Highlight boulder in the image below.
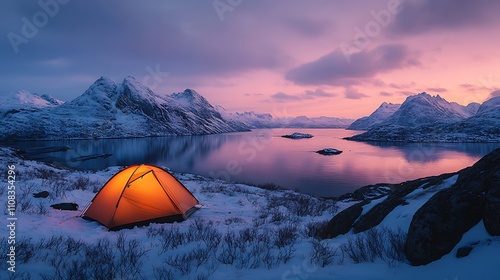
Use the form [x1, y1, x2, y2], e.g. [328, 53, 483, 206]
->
[405, 148, 500, 266]
[33, 191, 49, 198]
[456, 246, 473, 258]
[322, 201, 369, 238]
[50, 203, 79, 211]
[483, 186, 500, 236]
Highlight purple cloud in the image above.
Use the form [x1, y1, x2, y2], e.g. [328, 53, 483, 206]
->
[379, 91, 393, 97]
[426, 87, 447, 93]
[285, 44, 418, 86]
[390, 0, 500, 35]
[270, 89, 336, 102]
[490, 90, 500, 98]
[271, 92, 302, 102]
[344, 87, 369, 99]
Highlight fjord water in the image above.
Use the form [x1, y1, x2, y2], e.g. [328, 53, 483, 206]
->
[13, 128, 499, 197]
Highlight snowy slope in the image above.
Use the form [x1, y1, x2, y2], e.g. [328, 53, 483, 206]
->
[1, 147, 499, 279]
[348, 102, 401, 130]
[347, 93, 500, 142]
[0, 90, 63, 110]
[380, 92, 472, 127]
[0, 77, 250, 141]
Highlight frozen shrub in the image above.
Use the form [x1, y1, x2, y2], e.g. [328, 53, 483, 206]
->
[304, 220, 329, 239]
[310, 239, 338, 267]
[152, 266, 175, 280]
[339, 226, 408, 265]
[73, 175, 90, 191]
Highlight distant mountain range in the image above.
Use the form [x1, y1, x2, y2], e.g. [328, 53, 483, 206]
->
[346, 92, 499, 142]
[0, 77, 353, 141]
[217, 108, 353, 129]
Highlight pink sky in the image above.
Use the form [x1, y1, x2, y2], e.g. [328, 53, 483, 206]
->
[2, 0, 499, 119]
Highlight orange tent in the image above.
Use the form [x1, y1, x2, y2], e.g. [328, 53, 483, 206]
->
[82, 164, 199, 231]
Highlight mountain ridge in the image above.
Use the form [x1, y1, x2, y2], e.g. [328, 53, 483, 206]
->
[346, 92, 499, 142]
[0, 76, 353, 141]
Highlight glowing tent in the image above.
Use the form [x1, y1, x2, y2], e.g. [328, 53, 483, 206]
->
[82, 164, 199, 230]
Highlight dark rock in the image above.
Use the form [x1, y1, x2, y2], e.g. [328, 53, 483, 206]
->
[456, 246, 473, 258]
[281, 132, 313, 139]
[33, 191, 49, 198]
[405, 148, 500, 266]
[316, 148, 342, 155]
[50, 203, 79, 211]
[483, 186, 500, 236]
[353, 173, 456, 233]
[322, 200, 369, 238]
[338, 184, 392, 201]
[70, 153, 112, 162]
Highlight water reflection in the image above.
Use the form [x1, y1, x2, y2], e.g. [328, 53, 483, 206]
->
[363, 141, 499, 163]
[5, 129, 499, 197]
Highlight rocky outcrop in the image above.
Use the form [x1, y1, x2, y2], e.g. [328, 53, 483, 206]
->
[324, 148, 499, 266]
[352, 173, 456, 233]
[323, 201, 369, 238]
[405, 148, 500, 265]
[483, 186, 500, 236]
[316, 148, 342, 155]
[281, 132, 313, 139]
[324, 173, 456, 237]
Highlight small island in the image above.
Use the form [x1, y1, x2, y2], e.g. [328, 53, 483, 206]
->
[281, 132, 313, 139]
[316, 148, 343, 155]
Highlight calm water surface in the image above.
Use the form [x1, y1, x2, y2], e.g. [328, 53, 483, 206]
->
[8, 129, 499, 197]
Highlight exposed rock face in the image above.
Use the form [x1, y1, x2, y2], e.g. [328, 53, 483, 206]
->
[405, 148, 500, 265]
[323, 201, 369, 238]
[352, 173, 456, 233]
[324, 173, 456, 238]
[483, 186, 500, 236]
[323, 148, 499, 266]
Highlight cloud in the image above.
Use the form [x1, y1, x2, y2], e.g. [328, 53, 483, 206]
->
[460, 83, 499, 93]
[379, 91, 393, 97]
[426, 87, 447, 93]
[390, 0, 500, 36]
[285, 44, 418, 86]
[388, 82, 416, 89]
[270, 89, 336, 102]
[490, 90, 500, 98]
[399, 91, 415, 96]
[344, 87, 369, 99]
[244, 93, 263, 97]
[282, 16, 331, 38]
[271, 92, 301, 101]
[304, 89, 336, 98]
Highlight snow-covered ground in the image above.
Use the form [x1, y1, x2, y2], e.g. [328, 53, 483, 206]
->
[1, 147, 498, 279]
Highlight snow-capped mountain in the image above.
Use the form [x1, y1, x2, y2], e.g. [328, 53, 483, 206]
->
[219, 109, 354, 129]
[0, 90, 64, 110]
[0, 76, 250, 141]
[348, 102, 401, 130]
[381, 93, 476, 127]
[346, 93, 499, 142]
